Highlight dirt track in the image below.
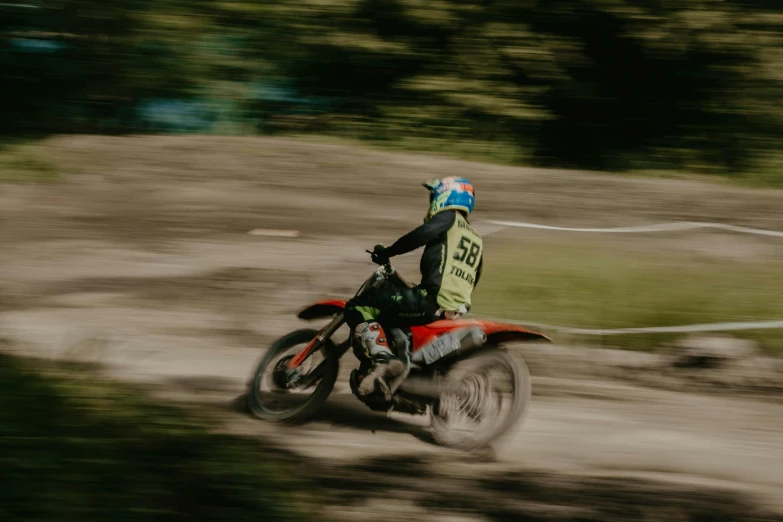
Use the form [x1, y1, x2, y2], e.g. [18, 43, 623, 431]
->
[2, 136, 783, 521]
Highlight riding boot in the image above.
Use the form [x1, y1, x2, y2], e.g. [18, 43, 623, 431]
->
[351, 322, 408, 401]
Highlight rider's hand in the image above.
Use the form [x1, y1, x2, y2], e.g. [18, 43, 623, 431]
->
[370, 244, 389, 265]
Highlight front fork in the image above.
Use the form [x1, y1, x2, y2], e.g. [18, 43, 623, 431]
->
[287, 312, 346, 370]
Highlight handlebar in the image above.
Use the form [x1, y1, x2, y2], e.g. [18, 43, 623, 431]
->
[365, 249, 392, 269]
[365, 250, 412, 288]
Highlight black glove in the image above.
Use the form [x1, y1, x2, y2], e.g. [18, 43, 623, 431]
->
[370, 244, 389, 265]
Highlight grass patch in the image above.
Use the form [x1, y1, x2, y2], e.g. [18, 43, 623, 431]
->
[0, 352, 312, 522]
[474, 239, 783, 353]
[0, 142, 59, 182]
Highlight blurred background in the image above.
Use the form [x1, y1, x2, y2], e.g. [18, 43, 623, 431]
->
[1, 1, 783, 521]
[2, 0, 783, 179]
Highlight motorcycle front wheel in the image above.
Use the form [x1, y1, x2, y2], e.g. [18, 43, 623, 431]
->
[247, 329, 339, 423]
[430, 349, 531, 451]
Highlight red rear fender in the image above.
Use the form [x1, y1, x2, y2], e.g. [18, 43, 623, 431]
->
[297, 300, 347, 320]
[410, 319, 550, 350]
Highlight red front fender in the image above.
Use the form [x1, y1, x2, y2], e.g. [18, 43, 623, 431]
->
[297, 300, 347, 320]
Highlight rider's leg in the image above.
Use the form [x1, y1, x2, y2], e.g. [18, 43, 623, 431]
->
[345, 291, 405, 399]
[345, 287, 438, 399]
[353, 322, 405, 399]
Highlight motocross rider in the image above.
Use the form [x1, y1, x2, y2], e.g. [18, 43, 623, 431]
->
[345, 176, 483, 402]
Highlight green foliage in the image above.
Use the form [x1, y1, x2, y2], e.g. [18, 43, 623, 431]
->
[0, 0, 781, 178]
[0, 353, 310, 522]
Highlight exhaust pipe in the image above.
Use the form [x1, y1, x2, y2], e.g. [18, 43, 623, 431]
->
[410, 326, 487, 366]
[397, 375, 446, 398]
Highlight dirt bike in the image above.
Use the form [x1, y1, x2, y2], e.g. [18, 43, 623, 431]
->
[247, 255, 550, 451]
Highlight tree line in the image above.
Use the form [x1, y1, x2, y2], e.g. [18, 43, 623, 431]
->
[2, 0, 781, 177]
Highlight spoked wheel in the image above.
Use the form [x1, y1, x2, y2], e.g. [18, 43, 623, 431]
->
[430, 349, 531, 451]
[247, 329, 339, 423]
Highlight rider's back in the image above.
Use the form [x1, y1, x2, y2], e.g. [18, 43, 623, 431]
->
[418, 210, 483, 312]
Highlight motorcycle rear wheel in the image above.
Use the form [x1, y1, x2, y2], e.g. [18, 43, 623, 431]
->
[247, 329, 339, 423]
[430, 349, 531, 451]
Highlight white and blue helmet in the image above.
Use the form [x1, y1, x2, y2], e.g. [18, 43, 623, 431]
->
[423, 176, 475, 221]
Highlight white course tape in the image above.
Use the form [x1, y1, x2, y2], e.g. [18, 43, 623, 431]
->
[479, 317, 783, 336]
[484, 220, 783, 237]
